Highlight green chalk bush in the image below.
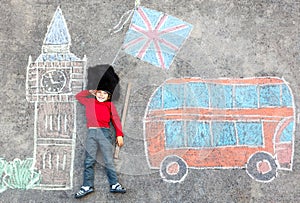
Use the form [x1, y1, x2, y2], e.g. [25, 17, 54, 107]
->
[0, 158, 40, 191]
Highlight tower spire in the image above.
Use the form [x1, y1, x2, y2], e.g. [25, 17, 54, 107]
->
[36, 6, 79, 62]
[42, 6, 71, 53]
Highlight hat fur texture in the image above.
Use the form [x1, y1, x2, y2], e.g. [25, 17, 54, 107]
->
[86, 64, 120, 100]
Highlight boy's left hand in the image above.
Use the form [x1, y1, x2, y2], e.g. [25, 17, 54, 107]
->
[116, 136, 124, 147]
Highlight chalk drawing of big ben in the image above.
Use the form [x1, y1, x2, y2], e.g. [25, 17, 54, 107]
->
[26, 7, 86, 190]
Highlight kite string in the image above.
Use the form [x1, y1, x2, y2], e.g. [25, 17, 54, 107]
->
[110, 0, 141, 65]
[111, 10, 134, 34]
[110, 0, 140, 34]
[111, 46, 122, 66]
[112, 10, 132, 30]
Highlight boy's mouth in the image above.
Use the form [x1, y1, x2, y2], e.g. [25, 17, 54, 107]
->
[96, 96, 106, 102]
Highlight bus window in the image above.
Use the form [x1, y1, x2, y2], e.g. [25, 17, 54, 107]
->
[149, 86, 162, 110]
[280, 122, 294, 142]
[165, 120, 185, 148]
[235, 85, 258, 108]
[186, 82, 209, 108]
[260, 85, 281, 107]
[212, 121, 236, 146]
[163, 84, 184, 109]
[187, 121, 210, 147]
[282, 85, 292, 107]
[236, 122, 263, 146]
[208, 84, 233, 108]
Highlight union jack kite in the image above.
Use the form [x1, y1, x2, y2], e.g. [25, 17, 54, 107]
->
[123, 7, 193, 69]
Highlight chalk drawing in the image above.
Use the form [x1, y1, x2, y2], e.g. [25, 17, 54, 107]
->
[122, 6, 193, 69]
[144, 77, 295, 183]
[0, 158, 40, 193]
[2, 158, 41, 190]
[0, 159, 7, 193]
[26, 7, 86, 190]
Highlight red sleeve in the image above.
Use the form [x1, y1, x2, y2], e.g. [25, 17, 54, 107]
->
[75, 90, 91, 105]
[110, 102, 124, 137]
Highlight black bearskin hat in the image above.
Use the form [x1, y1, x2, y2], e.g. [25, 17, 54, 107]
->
[86, 64, 120, 100]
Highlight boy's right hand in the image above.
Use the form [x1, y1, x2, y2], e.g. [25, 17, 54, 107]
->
[89, 90, 97, 96]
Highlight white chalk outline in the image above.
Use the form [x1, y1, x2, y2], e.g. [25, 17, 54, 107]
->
[25, 7, 86, 190]
[143, 77, 296, 183]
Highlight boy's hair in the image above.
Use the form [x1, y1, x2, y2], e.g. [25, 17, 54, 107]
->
[87, 64, 120, 101]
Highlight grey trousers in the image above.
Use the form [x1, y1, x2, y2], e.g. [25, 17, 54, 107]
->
[83, 128, 118, 186]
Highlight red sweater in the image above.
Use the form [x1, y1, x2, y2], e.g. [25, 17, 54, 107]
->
[75, 90, 123, 137]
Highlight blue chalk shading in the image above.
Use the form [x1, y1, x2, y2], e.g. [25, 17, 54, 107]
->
[280, 121, 294, 142]
[236, 122, 263, 146]
[123, 7, 193, 69]
[35, 7, 80, 62]
[160, 15, 193, 47]
[165, 120, 185, 148]
[235, 85, 258, 108]
[138, 7, 163, 29]
[123, 30, 145, 56]
[44, 8, 70, 45]
[212, 122, 236, 146]
[260, 85, 281, 107]
[163, 84, 184, 109]
[282, 85, 292, 107]
[186, 82, 209, 108]
[158, 42, 177, 69]
[187, 121, 211, 147]
[144, 42, 160, 67]
[209, 84, 233, 108]
[132, 8, 148, 30]
[124, 28, 143, 43]
[36, 53, 80, 62]
[149, 86, 163, 110]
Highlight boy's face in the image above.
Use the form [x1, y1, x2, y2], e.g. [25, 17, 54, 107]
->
[95, 90, 109, 102]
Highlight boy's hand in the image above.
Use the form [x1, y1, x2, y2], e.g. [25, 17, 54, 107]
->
[89, 90, 97, 96]
[116, 136, 124, 147]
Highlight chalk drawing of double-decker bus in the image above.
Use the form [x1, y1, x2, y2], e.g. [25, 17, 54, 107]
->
[144, 77, 295, 183]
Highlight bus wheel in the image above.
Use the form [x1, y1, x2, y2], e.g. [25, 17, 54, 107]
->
[246, 152, 277, 182]
[160, 155, 188, 183]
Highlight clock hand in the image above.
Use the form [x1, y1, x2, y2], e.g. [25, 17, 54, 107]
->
[49, 73, 55, 83]
[49, 73, 61, 84]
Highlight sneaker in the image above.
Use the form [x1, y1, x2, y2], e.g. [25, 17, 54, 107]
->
[74, 186, 94, 199]
[110, 183, 126, 193]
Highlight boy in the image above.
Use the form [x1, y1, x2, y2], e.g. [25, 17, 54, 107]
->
[75, 65, 126, 199]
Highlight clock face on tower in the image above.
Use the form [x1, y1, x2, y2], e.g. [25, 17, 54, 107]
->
[41, 70, 67, 93]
